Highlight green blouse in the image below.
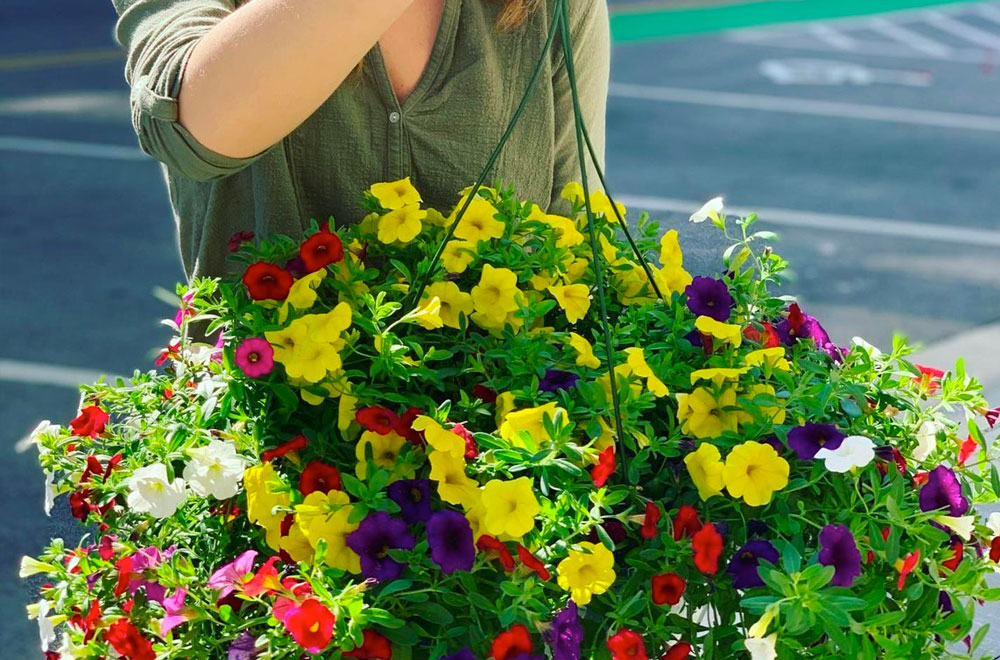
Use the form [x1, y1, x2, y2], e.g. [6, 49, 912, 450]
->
[111, 0, 611, 280]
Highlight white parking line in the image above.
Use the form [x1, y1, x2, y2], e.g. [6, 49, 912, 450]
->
[867, 17, 953, 58]
[0, 136, 148, 161]
[975, 3, 1000, 25]
[0, 359, 123, 389]
[808, 24, 856, 50]
[615, 194, 1000, 248]
[923, 10, 1000, 49]
[609, 82, 1000, 132]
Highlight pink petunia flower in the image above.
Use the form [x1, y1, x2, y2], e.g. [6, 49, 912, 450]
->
[235, 338, 275, 378]
[208, 550, 258, 601]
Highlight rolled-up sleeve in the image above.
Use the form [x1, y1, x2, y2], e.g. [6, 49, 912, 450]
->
[113, 0, 265, 181]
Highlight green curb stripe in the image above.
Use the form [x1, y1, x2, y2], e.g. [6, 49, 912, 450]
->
[610, 0, 977, 42]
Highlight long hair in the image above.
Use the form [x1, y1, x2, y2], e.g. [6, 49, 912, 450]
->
[496, 0, 543, 30]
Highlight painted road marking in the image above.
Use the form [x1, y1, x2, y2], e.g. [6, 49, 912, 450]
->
[0, 136, 148, 161]
[808, 24, 857, 50]
[0, 48, 122, 71]
[867, 16, 954, 57]
[727, 31, 986, 63]
[0, 91, 130, 119]
[0, 359, 123, 390]
[609, 82, 1000, 132]
[615, 194, 1000, 248]
[759, 59, 932, 86]
[923, 9, 1000, 49]
[976, 3, 1000, 25]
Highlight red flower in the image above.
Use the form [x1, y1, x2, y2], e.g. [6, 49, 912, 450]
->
[452, 422, 479, 459]
[606, 629, 648, 660]
[491, 624, 532, 660]
[284, 598, 335, 654]
[69, 490, 91, 521]
[867, 527, 892, 564]
[673, 506, 702, 541]
[299, 229, 344, 273]
[155, 341, 180, 367]
[990, 537, 1000, 563]
[473, 384, 499, 404]
[650, 572, 686, 606]
[744, 322, 780, 348]
[640, 502, 661, 540]
[68, 598, 102, 643]
[243, 557, 283, 598]
[477, 535, 515, 572]
[343, 629, 393, 659]
[299, 461, 342, 495]
[70, 405, 109, 438]
[986, 407, 1000, 428]
[104, 618, 155, 660]
[914, 365, 945, 394]
[942, 541, 963, 572]
[261, 435, 308, 462]
[958, 435, 978, 467]
[661, 642, 693, 660]
[913, 472, 929, 487]
[591, 447, 616, 487]
[692, 523, 723, 575]
[356, 407, 400, 435]
[228, 230, 255, 253]
[897, 550, 920, 591]
[243, 262, 294, 301]
[395, 406, 425, 447]
[516, 544, 551, 581]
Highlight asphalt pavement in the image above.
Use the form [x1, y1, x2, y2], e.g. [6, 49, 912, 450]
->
[3, 0, 1000, 656]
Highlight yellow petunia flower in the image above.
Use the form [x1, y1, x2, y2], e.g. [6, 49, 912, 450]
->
[370, 177, 421, 210]
[563, 257, 590, 284]
[722, 441, 789, 506]
[597, 364, 642, 402]
[653, 265, 693, 297]
[279, 270, 325, 323]
[355, 430, 414, 481]
[471, 265, 521, 319]
[499, 402, 566, 448]
[378, 205, 426, 244]
[279, 521, 314, 564]
[244, 463, 291, 551]
[568, 332, 601, 369]
[424, 281, 474, 329]
[429, 451, 479, 507]
[556, 541, 616, 605]
[624, 347, 669, 397]
[441, 240, 478, 274]
[413, 416, 465, 458]
[659, 229, 684, 270]
[695, 316, 743, 348]
[481, 477, 540, 538]
[562, 183, 626, 223]
[405, 296, 444, 330]
[338, 392, 357, 432]
[690, 367, 749, 386]
[452, 197, 505, 243]
[530, 273, 558, 291]
[745, 347, 790, 372]
[684, 443, 726, 501]
[677, 387, 739, 439]
[495, 391, 517, 428]
[548, 284, 592, 324]
[278, 338, 342, 384]
[599, 234, 619, 265]
[740, 383, 787, 425]
[540, 214, 585, 248]
[295, 490, 361, 573]
[304, 302, 353, 343]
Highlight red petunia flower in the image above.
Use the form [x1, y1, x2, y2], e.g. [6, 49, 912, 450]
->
[913, 472, 929, 487]
[69, 490, 91, 521]
[897, 550, 920, 591]
[942, 541, 963, 572]
[343, 629, 393, 660]
[913, 365, 945, 394]
[261, 435, 308, 463]
[452, 422, 479, 459]
[243, 262, 294, 301]
[673, 506, 702, 541]
[228, 230, 255, 253]
[491, 624, 532, 660]
[477, 535, 515, 572]
[70, 405, 109, 438]
[985, 407, 1000, 428]
[692, 523, 723, 575]
[104, 618, 156, 660]
[786, 303, 806, 335]
[591, 447, 616, 487]
[516, 544, 551, 581]
[641, 501, 661, 540]
[867, 526, 892, 564]
[155, 341, 180, 367]
[284, 598, 335, 654]
[243, 557, 283, 598]
[650, 572, 686, 606]
[661, 642, 693, 660]
[473, 384, 499, 404]
[606, 629, 648, 660]
[356, 407, 400, 435]
[743, 322, 780, 349]
[990, 537, 1000, 564]
[958, 435, 978, 467]
[299, 229, 344, 273]
[394, 406, 425, 447]
[299, 461, 342, 495]
[68, 598, 102, 643]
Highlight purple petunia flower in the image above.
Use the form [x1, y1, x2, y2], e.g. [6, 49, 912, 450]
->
[426, 510, 475, 575]
[938, 592, 954, 615]
[387, 479, 433, 524]
[539, 369, 580, 393]
[441, 649, 477, 660]
[587, 519, 628, 545]
[787, 423, 846, 460]
[228, 632, 261, 660]
[919, 466, 969, 516]
[685, 277, 734, 322]
[346, 512, 415, 582]
[818, 524, 862, 587]
[727, 540, 779, 589]
[544, 602, 583, 660]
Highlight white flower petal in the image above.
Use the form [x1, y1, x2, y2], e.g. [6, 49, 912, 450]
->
[689, 197, 724, 224]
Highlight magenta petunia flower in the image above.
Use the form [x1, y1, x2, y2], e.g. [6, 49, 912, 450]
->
[208, 550, 258, 600]
[427, 510, 475, 575]
[346, 512, 415, 582]
[685, 277, 734, 322]
[235, 338, 274, 378]
[920, 466, 969, 516]
[727, 540, 779, 589]
[787, 423, 846, 460]
[818, 524, 862, 587]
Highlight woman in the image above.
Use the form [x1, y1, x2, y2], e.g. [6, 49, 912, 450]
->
[111, 0, 611, 281]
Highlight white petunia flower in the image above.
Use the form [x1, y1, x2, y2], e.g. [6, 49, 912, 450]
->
[850, 336, 882, 358]
[43, 471, 56, 516]
[689, 197, 724, 224]
[57, 632, 87, 659]
[936, 515, 975, 541]
[913, 421, 942, 462]
[815, 435, 875, 473]
[19, 556, 57, 578]
[986, 512, 1000, 538]
[17, 420, 61, 455]
[745, 633, 778, 660]
[183, 440, 249, 500]
[26, 599, 56, 653]
[126, 463, 187, 518]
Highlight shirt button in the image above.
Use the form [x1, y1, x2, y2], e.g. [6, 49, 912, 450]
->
[389, 111, 401, 124]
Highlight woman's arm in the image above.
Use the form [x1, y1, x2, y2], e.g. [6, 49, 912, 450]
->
[112, 0, 411, 180]
[179, 0, 413, 159]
